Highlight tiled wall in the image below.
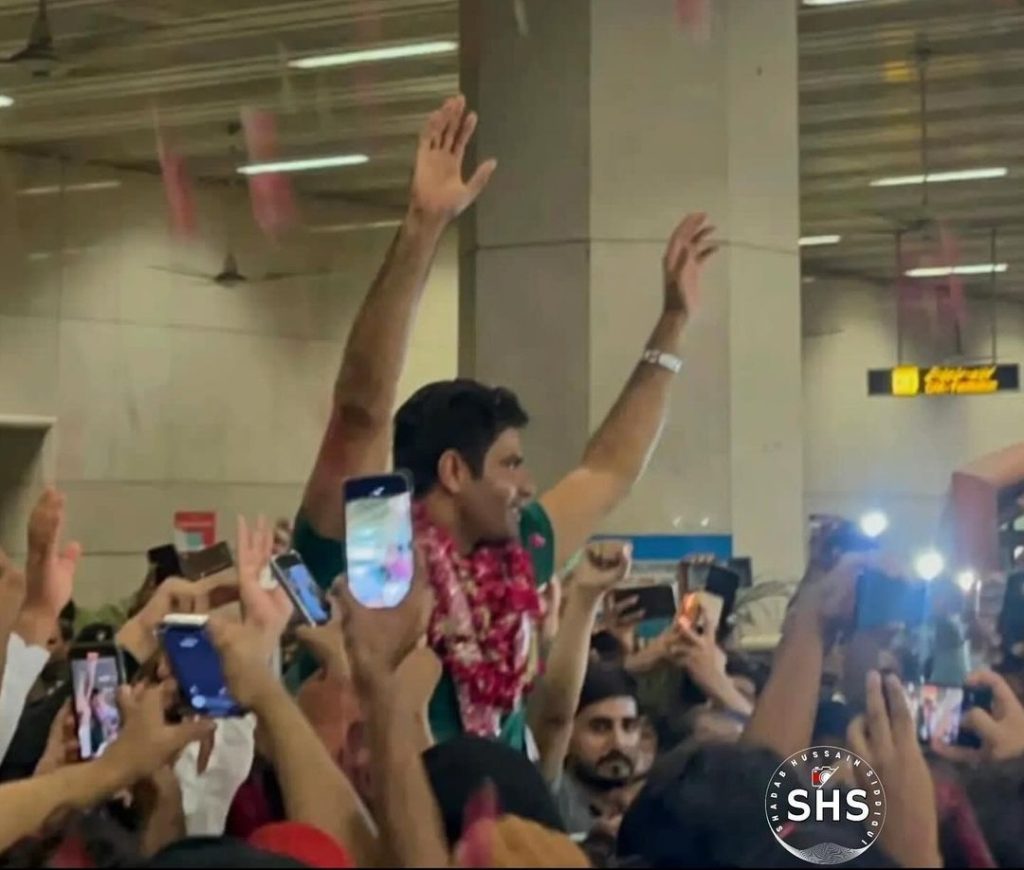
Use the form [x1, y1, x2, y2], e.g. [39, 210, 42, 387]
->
[0, 157, 457, 607]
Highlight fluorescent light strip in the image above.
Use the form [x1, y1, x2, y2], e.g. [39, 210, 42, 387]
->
[871, 167, 1008, 187]
[0, 95, 13, 108]
[237, 154, 369, 175]
[799, 234, 841, 246]
[802, 0, 867, 5]
[289, 40, 457, 70]
[906, 263, 1008, 278]
[308, 219, 403, 234]
[18, 180, 122, 196]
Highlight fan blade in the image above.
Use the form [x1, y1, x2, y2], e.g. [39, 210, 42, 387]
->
[256, 269, 341, 284]
[149, 265, 212, 281]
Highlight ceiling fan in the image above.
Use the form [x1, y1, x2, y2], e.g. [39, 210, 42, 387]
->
[151, 250, 337, 288]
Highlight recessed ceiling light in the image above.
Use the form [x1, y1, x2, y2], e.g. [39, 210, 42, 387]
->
[871, 167, 1008, 187]
[18, 180, 121, 196]
[799, 234, 841, 246]
[906, 263, 1008, 278]
[0, 95, 14, 108]
[802, 0, 867, 5]
[237, 154, 369, 175]
[289, 40, 457, 70]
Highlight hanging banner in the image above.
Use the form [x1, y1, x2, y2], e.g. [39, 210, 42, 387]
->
[868, 364, 1020, 397]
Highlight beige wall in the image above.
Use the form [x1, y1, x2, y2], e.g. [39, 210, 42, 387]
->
[803, 277, 1024, 558]
[0, 157, 457, 607]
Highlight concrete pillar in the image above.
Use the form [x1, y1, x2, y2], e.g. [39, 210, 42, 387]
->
[459, 0, 804, 580]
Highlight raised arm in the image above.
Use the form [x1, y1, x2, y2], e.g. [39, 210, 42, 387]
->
[540, 215, 718, 567]
[302, 95, 497, 539]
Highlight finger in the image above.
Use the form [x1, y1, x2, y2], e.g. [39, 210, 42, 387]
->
[421, 105, 444, 148]
[612, 595, 640, 616]
[465, 158, 497, 200]
[237, 515, 250, 553]
[929, 737, 979, 764]
[439, 94, 465, 151]
[673, 620, 702, 647]
[169, 719, 217, 754]
[965, 669, 1018, 717]
[691, 224, 716, 247]
[115, 685, 138, 720]
[961, 707, 1001, 743]
[453, 109, 479, 155]
[882, 673, 915, 742]
[696, 244, 720, 264]
[619, 609, 646, 627]
[845, 716, 874, 784]
[864, 670, 893, 754]
[664, 213, 706, 271]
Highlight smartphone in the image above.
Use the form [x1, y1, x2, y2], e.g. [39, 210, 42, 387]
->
[69, 644, 125, 760]
[147, 544, 184, 585]
[180, 541, 234, 582]
[159, 615, 244, 718]
[612, 585, 677, 621]
[855, 570, 929, 630]
[705, 565, 740, 637]
[908, 682, 993, 747]
[343, 473, 415, 609]
[817, 516, 880, 554]
[999, 571, 1024, 661]
[271, 551, 330, 626]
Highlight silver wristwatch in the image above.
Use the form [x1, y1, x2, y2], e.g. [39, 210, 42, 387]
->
[641, 348, 684, 374]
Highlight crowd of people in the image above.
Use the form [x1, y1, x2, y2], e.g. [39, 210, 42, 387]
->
[1, 95, 1023, 869]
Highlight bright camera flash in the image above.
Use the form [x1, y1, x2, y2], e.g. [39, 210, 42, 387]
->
[858, 511, 889, 539]
[914, 550, 945, 582]
[955, 570, 977, 593]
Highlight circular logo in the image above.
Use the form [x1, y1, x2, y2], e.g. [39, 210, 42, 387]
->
[763, 746, 886, 866]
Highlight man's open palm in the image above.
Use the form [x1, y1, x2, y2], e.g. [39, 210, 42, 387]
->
[25, 487, 80, 619]
[410, 95, 496, 221]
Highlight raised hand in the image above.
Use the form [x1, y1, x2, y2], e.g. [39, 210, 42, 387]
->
[573, 540, 633, 602]
[206, 615, 281, 711]
[409, 95, 497, 223]
[294, 599, 350, 681]
[22, 488, 81, 631]
[932, 669, 1024, 763]
[662, 213, 718, 321]
[100, 683, 214, 787]
[236, 515, 293, 645]
[0, 549, 26, 636]
[335, 551, 434, 696]
[847, 671, 941, 869]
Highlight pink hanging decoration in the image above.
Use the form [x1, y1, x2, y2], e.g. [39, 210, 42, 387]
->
[937, 222, 967, 331]
[241, 108, 298, 239]
[155, 117, 198, 238]
[675, 0, 711, 41]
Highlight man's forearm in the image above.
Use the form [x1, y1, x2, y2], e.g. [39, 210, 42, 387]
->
[583, 310, 686, 484]
[529, 591, 601, 782]
[741, 610, 824, 758]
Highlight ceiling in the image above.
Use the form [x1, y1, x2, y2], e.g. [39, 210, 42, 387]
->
[0, 0, 1019, 295]
[800, 0, 1024, 298]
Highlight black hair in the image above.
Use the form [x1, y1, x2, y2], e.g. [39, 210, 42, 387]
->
[725, 652, 770, 697]
[393, 379, 529, 498]
[422, 734, 565, 846]
[74, 623, 116, 645]
[578, 663, 639, 714]
[617, 742, 895, 868]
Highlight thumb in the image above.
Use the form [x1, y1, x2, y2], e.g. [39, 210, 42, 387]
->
[466, 158, 497, 199]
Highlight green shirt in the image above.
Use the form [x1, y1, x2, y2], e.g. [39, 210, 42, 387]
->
[292, 501, 555, 750]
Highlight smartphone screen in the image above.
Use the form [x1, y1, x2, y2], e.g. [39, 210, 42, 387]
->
[344, 474, 415, 609]
[70, 648, 123, 760]
[147, 544, 183, 585]
[271, 552, 329, 626]
[907, 683, 993, 747]
[999, 571, 1024, 661]
[160, 621, 243, 718]
[180, 541, 234, 581]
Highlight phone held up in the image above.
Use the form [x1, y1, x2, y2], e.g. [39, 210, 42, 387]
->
[271, 550, 330, 626]
[159, 615, 244, 718]
[344, 472, 415, 609]
[855, 569, 930, 631]
[69, 644, 126, 760]
[907, 681, 993, 748]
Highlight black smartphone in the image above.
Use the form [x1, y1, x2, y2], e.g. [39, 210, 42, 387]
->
[343, 473, 415, 609]
[611, 585, 677, 621]
[159, 616, 244, 718]
[705, 565, 740, 626]
[908, 682, 993, 748]
[180, 541, 234, 582]
[69, 644, 125, 760]
[855, 570, 929, 630]
[270, 551, 330, 626]
[999, 571, 1024, 661]
[147, 544, 183, 585]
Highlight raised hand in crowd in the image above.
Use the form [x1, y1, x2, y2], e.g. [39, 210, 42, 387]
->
[848, 670, 942, 869]
[0, 682, 211, 853]
[932, 669, 1024, 764]
[33, 699, 76, 776]
[294, 602, 350, 682]
[530, 540, 632, 784]
[17, 488, 81, 646]
[206, 615, 378, 865]
[670, 622, 752, 716]
[236, 515, 293, 650]
[0, 549, 26, 690]
[594, 590, 645, 658]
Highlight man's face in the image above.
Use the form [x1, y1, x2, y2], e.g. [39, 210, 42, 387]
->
[459, 428, 536, 542]
[569, 696, 641, 786]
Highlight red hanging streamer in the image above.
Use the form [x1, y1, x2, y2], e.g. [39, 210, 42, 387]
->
[241, 108, 298, 239]
[675, 0, 711, 41]
[155, 116, 198, 239]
